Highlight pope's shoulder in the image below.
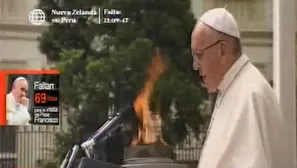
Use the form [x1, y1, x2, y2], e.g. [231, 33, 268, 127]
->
[6, 93, 13, 102]
[235, 62, 276, 100]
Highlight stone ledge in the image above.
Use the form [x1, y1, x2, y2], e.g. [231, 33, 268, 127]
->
[241, 30, 297, 39]
[0, 23, 48, 33]
[124, 144, 174, 160]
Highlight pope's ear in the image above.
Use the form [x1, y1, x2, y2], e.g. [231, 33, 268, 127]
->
[220, 41, 227, 58]
[219, 41, 228, 62]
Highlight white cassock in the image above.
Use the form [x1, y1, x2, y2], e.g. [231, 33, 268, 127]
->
[6, 93, 31, 125]
[198, 54, 290, 168]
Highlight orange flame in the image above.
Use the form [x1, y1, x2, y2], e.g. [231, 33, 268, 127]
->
[132, 49, 167, 145]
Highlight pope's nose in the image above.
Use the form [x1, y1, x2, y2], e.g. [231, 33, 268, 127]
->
[193, 61, 199, 71]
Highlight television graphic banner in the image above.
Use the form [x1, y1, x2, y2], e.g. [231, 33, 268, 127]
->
[0, 70, 60, 126]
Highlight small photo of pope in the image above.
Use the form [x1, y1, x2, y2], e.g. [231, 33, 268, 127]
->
[6, 75, 32, 125]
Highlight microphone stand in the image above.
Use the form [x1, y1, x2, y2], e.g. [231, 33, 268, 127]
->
[81, 113, 121, 157]
[59, 105, 134, 168]
[59, 145, 80, 168]
[81, 105, 133, 155]
[59, 150, 71, 168]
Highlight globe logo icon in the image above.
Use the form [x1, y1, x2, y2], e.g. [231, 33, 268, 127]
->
[28, 9, 46, 25]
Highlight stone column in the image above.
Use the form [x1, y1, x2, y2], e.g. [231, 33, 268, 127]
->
[273, 0, 296, 166]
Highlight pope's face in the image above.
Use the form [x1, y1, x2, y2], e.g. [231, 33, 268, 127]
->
[12, 80, 28, 103]
[191, 24, 223, 93]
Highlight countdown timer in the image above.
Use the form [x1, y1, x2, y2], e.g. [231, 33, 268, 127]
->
[34, 90, 59, 107]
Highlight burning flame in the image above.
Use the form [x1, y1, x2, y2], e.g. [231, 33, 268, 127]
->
[132, 49, 167, 145]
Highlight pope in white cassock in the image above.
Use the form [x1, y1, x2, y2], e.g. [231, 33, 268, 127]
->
[6, 77, 31, 125]
[191, 8, 290, 168]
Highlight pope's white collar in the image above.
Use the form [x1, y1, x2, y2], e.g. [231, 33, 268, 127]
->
[217, 53, 249, 93]
[8, 92, 20, 106]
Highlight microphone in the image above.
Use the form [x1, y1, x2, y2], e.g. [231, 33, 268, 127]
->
[81, 105, 134, 149]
